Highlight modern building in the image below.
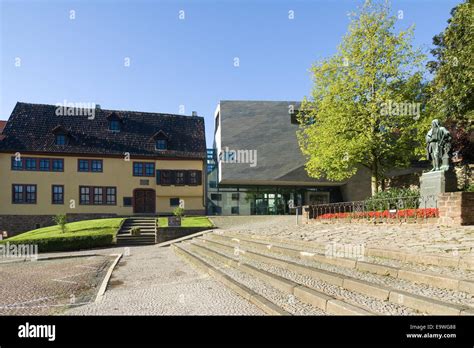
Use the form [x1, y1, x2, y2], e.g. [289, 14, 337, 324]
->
[207, 100, 372, 215]
[0, 102, 206, 234]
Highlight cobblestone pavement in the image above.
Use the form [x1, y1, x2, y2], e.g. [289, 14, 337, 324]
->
[5, 216, 471, 316]
[210, 216, 474, 257]
[66, 245, 263, 315]
[0, 255, 114, 315]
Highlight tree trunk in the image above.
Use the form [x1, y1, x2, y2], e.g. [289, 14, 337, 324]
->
[371, 174, 378, 196]
[371, 160, 379, 196]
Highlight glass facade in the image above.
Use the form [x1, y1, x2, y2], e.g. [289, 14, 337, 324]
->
[206, 148, 341, 215]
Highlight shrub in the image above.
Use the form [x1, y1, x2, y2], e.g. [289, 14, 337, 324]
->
[466, 184, 474, 192]
[52, 214, 68, 233]
[365, 188, 420, 211]
[1, 234, 114, 253]
[173, 207, 185, 218]
[131, 227, 141, 236]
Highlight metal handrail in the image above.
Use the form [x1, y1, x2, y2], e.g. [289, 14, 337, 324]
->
[305, 195, 438, 223]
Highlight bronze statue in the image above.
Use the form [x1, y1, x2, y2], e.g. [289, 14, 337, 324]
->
[426, 119, 451, 171]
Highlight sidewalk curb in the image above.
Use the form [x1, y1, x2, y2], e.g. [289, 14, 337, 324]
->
[95, 253, 123, 302]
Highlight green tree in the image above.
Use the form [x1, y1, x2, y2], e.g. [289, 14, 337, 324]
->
[427, 0, 473, 161]
[297, 0, 427, 195]
[52, 214, 67, 233]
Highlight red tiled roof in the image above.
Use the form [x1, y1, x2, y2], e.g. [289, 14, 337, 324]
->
[0, 120, 6, 133]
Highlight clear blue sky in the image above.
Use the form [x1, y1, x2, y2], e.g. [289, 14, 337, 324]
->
[0, 0, 461, 146]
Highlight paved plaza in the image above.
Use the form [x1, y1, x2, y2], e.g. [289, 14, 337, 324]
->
[1, 216, 473, 316]
[211, 216, 474, 257]
[66, 245, 263, 315]
[0, 255, 114, 315]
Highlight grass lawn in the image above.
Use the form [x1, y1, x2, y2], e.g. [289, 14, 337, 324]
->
[157, 216, 214, 228]
[5, 218, 124, 242]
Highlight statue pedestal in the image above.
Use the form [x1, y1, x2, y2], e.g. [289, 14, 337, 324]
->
[420, 170, 457, 208]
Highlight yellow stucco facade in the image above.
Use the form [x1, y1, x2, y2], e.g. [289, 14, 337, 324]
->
[0, 152, 205, 215]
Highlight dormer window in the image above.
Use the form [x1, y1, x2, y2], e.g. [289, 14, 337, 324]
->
[52, 125, 69, 146]
[106, 112, 122, 132]
[152, 130, 169, 151]
[109, 119, 120, 131]
[155, 139, 167, 150]
[55, 134, 67, 145]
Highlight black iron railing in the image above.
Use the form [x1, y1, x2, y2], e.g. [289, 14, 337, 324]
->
[305, 195, 438, 223]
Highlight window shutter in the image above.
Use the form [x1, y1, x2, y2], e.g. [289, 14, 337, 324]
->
[162, 170, 171, 186]
[170, 170, 176, 185]
[196, 171, 202, 185]
[185, 171, 191, 185]
[156, 170, 161, 185]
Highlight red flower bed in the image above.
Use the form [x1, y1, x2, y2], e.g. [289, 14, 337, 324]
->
[316, 208, 438, 220]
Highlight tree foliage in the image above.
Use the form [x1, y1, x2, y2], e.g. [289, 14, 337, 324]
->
[297, 0, 427, 195]
[427, 0, 473, 161]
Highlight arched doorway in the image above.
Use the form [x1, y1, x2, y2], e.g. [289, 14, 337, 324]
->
[133, 189, 156, 214]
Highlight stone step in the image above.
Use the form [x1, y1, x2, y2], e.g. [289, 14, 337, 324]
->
[196, 235, 473, 315]
[176, 243, 327, 315]
[211, 232, 474, 296]
[190, 239, 408, 315]
[119, 228, 156, 233]
[178, 241, 374, 315]
[116, 231, 156, 245]
[117, 234, 155, 239]
[172, 243, 289, 315]
[117, 242, 155, 245]
[117, 234, 156, 238]
[116, 238, 156, 245]
[117, 237, 155, 243]
[222, 231, 474, 271]
[122, 223, 156, 227]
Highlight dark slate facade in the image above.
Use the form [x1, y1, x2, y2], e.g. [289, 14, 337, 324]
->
[215, 100, 337, 185]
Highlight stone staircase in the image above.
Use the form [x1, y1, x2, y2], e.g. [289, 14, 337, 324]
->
[172, 231, 474, 315]
[116, 217, 157, 245]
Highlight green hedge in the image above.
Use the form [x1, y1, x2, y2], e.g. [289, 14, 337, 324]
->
[1, 233, 115, 252]
[365, 188, 420, 211]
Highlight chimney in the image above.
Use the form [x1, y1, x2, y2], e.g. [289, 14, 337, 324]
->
[192, 111, 198, 117]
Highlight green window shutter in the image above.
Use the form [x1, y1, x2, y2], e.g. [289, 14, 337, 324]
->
[196, 171, 202, 185]
[156, 170, 161, 185]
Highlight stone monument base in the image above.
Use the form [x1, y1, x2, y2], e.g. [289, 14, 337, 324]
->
[420, 170, 457, 208]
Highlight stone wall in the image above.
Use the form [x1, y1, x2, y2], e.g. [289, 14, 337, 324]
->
[0, 213, 118, 237]
[156, 227, 213, 243]
[438, 192, 474, 226]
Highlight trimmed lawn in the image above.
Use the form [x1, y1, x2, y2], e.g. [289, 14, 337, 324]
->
[6, 218, 124, 241]
[157, 216, 213, 228]
[1, 218, 124, 252]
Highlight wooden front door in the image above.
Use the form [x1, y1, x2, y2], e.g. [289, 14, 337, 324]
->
[133, 189, 156, 214]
